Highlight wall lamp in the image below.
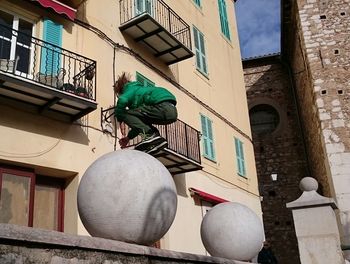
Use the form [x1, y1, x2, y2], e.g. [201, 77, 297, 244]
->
[271, 173, 278, 181]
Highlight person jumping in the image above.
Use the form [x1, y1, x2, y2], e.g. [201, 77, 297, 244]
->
[114, 72, 177, 154]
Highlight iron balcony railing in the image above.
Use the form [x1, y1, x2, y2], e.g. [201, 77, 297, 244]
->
[128, 119, 201, 164]
[0, 24, 96, 100]
[120, 0, 192, 51]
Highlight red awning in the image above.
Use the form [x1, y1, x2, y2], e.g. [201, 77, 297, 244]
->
[32, 0, 76, 20]
[189, 188, 229, 205]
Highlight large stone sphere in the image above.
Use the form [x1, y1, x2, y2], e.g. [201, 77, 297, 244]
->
[200, 202, 264, 261]
[77, 150, 177, 245]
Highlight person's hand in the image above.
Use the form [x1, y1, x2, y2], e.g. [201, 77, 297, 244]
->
[120, 122, 127, 136]
[119, 136, 130, 149]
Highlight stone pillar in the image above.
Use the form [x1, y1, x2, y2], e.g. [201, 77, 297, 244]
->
[286, 177, 345, 264]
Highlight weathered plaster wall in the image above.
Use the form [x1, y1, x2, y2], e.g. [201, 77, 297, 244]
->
[0, 224, 250, 264]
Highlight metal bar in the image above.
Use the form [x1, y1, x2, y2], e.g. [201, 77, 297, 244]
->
[39, 97, 61, 113]
[135, 28, 163, 42]
[0, 23, 97, 101]
[119, 0, 192, 50]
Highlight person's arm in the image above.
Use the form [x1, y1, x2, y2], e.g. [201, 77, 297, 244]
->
[114, 83, 136, 121]
[115, 95, 129, 122]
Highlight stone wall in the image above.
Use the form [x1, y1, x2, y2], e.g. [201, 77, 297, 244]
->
[243, 57, 310, 264]
[284, 0, 350, 247]
[0, 224, 250, 264]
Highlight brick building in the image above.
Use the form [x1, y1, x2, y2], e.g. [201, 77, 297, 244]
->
[243, 55, 307, 264]
[243, 0, 350, 262]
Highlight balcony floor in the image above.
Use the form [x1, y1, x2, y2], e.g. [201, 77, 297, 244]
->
[120, 13, 193, 65]
[0, 72, 97, 122]
[149, 147, 202, 174]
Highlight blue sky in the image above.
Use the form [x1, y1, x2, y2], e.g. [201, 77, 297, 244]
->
[235, 0, 281, 59]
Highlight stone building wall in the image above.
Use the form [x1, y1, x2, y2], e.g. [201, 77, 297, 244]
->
[284, 0, 350, 247]
[243, 57, 309, 264]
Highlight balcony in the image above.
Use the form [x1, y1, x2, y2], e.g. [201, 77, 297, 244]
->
[119, 0, 193, 65]
[101, 108, 202, 174]
[113, 118, 202, 174]
[0, 24, 97, 122]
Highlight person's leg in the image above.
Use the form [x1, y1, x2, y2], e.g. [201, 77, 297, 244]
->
[132, 102, 177, 151]
[122, 112, 153, 137]
[133, 101, 177, 125]
[123, 102, 177, 150]
[123, 103, 172, 136]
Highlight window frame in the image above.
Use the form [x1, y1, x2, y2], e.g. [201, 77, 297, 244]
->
[0, 9, 36, 76]
[135, 0, 154, 16]
[0, 167, 35, 227]
[218, 0, 231, 40]
[234, 137, 246, 177]
[200, 114, 215, 161]
[35, 175, 65, 231]
[193, 26, 208, 76]
[0, 166, 65, 231]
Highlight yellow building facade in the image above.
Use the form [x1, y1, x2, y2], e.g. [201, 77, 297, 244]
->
[0, 0, 261, 255]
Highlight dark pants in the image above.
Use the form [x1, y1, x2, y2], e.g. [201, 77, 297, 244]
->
[123, 101, 177, 138]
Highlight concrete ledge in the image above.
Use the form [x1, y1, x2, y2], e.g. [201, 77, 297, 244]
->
[0, 224, 250, 264]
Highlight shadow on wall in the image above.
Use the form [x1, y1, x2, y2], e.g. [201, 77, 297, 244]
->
[173, 174, 188, 198]
[138, 188, 177, 245]
[122, 34, 178, 82]
[0, 104, 89, 146]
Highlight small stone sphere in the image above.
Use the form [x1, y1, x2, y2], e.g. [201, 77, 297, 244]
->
[200, 202, 264, 261]
[299, 177, 318, 192]
[77, 150, 177, 245]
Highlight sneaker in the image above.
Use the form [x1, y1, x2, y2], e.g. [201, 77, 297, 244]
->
[146, 140, 168, 155]
[134, 133, 162, 151]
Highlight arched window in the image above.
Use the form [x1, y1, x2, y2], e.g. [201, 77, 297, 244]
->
[249, 104, 280, 135]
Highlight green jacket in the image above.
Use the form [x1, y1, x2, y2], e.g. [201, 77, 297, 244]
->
[115, 81, 176, 122]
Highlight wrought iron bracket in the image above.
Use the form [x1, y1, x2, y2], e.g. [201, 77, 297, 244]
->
[101, 106, 116, 137]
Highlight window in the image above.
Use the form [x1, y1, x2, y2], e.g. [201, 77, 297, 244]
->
[234, 138, 246, 177]
[249, 104, 280, 135]
[200, 114, 215, 161]
[194, 0, 201, 7]
[0, 167, 65, 231]
[218, 0, 230, 40]
[193, 26, 208, 76]
[135, 0, 153, 16]
[0, 10, 34, 74]
[136, 72, 155, 86]
[40, 19, 62, 74]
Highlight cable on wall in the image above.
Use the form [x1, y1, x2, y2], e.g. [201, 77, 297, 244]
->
[113, 46, 117, 151]
[74, 19, 253, 143]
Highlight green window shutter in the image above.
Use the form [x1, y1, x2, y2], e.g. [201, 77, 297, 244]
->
[193, 27, 201, 71]
[193, 26, 208, 75]
[41, 19, 62, 74]
[194, 0, 201, 7]
[136, 72, 155, 86]
[201, 114, 215, 160]
[201, 115, 209, 156]
[235, 138, 246, 177]
[218, 0, 230, 40]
